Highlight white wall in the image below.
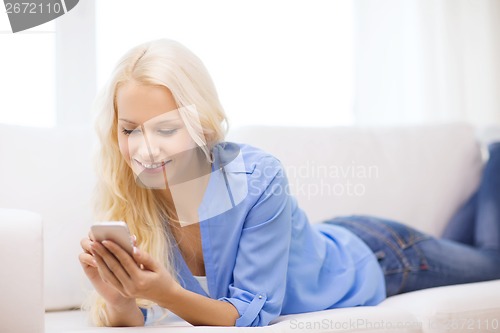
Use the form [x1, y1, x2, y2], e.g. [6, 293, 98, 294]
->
[95, 0, 356, 129]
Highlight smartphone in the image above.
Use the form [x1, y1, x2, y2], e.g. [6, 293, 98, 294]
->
[91, 221, 134, 256]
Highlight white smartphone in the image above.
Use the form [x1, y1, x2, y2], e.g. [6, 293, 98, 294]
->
[91, 221, 134, 256]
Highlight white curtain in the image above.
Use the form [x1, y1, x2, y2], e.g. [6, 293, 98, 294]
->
[353, 0, 500, 127]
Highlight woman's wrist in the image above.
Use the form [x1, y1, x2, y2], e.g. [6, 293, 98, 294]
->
[104, 298, 144, 327]
[154, 281, 184, 309]
[106, 297, 136, 312]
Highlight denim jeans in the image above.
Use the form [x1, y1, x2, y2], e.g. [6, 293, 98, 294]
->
[322, 142, 500, 297]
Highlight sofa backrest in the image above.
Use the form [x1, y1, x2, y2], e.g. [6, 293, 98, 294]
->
[227, 123, 483, 236]
[0, 122, 484, 311]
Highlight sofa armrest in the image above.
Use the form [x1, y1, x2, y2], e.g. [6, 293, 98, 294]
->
[0, 208, 44, 333]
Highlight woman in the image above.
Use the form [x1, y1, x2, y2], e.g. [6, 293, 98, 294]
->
[79, 38, 500, 327]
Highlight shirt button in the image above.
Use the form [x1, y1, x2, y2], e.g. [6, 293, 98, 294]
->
[258, 295, 262, 299]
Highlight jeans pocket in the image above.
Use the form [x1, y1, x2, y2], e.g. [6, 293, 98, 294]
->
[403, 225, 432, 248]
[375, 219, 432, 249]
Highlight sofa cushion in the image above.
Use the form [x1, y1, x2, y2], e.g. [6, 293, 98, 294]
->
[379, 280, 500, 333]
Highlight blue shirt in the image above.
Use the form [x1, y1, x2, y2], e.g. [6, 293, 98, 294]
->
[145, 141, 386, 327]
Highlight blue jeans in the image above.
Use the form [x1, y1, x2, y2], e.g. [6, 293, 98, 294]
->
[322, 142, 500, 297]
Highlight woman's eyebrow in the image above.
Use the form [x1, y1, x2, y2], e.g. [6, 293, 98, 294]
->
[118, 118, 138, 124]
[118, 118, 182, 125]
[156, 118, 182, 125]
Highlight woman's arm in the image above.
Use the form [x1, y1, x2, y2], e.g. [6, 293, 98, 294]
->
[156, 284, 240, 326]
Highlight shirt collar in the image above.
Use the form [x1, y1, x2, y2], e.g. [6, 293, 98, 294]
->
[211, 142, 250, 173]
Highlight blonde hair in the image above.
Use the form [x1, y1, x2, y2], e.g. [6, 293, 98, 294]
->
[84, 38, 228, 326]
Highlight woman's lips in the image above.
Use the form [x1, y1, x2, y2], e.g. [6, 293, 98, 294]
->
[134, 159, 172, 174]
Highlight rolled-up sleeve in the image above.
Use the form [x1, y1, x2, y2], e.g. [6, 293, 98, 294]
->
[139, 307, 148, 324]
[218, 157, 292, 327]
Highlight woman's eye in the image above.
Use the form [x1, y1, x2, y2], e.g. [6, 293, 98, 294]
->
[158, 129, 178, 136]
[121, 128, 140, 136]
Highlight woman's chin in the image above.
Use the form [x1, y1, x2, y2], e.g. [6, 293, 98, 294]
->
[133, 172, 169, 189]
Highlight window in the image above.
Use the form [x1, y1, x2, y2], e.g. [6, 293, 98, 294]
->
[96, 0, 354, 128]
[0, 13, 56, 127]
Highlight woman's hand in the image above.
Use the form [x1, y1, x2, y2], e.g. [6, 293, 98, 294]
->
[89, 238, 181, 304]
[84, 235, 239, 327]
[79, 233, 135, 308]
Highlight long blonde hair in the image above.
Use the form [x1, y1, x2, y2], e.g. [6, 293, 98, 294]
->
[84, 38, 228, 326]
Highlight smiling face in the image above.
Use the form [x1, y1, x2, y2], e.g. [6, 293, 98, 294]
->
[116, 81, 199, 189]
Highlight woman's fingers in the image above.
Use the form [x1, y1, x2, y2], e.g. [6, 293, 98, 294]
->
[91, 246, 125, 291]
[102, 240, 141, 279]
[91, 241, 131, 288]
[80, 237, 93, 254]
[93, 256, 130, 300]
[79, 252, 97, 268]
[132, 246, 158, 271]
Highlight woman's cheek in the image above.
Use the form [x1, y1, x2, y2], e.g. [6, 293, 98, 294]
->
[174, 130, 198, 155]
[117, 136, 131, 164]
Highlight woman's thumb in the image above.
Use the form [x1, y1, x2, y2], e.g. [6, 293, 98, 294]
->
[133, 247, 157, 271]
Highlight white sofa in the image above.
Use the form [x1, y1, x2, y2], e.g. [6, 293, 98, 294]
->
[1, 122, 500, 333]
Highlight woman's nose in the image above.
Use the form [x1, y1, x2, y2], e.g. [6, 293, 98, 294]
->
[134, 132, 162, 162]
